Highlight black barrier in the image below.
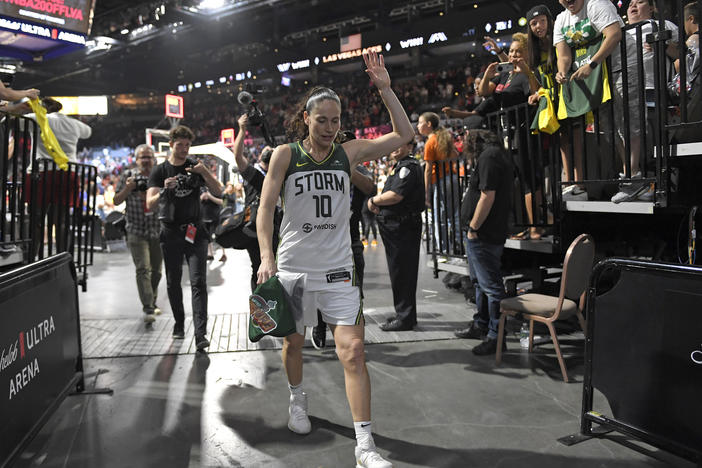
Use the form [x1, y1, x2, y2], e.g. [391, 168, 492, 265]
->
[0, 114, 38, 258]
[27, 159, 98, 290]
[0, 253, 85, 467]
[563, 258, 702, 464]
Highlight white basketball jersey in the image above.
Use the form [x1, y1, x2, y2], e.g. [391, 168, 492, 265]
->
[277, 142, 354, 286]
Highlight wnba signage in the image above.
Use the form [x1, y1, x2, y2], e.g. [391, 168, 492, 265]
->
[0, 254, 82, 467]
[0, 0, 96, 35]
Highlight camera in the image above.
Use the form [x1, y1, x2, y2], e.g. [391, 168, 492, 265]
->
[496, 62, 514, 74]
[238, 89, 275, 147]
[182, 158, 204, 189]
[133, 174, 149, 192]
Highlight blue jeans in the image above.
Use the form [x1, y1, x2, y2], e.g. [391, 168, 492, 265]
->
[465, 237, 505, 339]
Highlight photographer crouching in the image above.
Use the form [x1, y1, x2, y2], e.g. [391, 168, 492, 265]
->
[114, 144, 163, 323]
[146, 126, 223, 350]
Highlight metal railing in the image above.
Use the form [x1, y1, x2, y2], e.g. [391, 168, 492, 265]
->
[1, 111, 98, 289]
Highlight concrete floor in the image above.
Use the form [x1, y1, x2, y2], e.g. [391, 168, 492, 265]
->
[12, 241, 693, 468]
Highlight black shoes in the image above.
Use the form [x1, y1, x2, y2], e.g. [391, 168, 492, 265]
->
[472, 337, 506, 356]
[380, 318, 415, 332]
[311, 326, 326, 349]
[195, 336, 210, 351]
[454, 322, 487, 340]
[173, 324, 185, 339]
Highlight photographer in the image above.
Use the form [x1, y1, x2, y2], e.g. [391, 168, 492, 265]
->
[232, 114, 276, 292]
[114, 144, 162, 323]
[146, 125, 222, 350]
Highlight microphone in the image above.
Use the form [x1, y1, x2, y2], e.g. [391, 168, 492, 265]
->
[237, 90, 253, 105]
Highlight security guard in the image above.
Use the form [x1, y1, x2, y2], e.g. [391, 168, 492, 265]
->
[368, 141, 425, 331]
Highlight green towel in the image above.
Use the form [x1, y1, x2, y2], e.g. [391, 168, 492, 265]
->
[248, 275, 297, 342]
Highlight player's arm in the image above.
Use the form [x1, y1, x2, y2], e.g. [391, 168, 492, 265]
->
[256, 144, 291, 284]
[344, 51, 414, 166]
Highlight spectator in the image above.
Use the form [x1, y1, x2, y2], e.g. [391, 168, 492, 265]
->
[611, 0, 679, 203]
[455, 129, 513, 355]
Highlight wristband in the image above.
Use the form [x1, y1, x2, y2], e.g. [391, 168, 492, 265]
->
[370, 197, 378, 207]
[588, 61, 598, 70]
[468, 226, 478, 233]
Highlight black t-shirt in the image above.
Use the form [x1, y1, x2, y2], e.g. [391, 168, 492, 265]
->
[350, 165, 372, 242]
[490, 71, 531, 109]
[380, 157, 425, 216]
[148, 159, 204, 227]
[241, 164, 266, 206]
[466, 145, 513, 244]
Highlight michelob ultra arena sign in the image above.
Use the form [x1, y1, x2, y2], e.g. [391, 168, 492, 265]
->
[0, 254, 83, 466]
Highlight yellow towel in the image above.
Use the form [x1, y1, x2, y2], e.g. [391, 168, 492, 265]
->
[28, 98, 69, 170]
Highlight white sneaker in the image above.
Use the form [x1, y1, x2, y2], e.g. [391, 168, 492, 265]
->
[288, 393, 311, 434]
[355, 446, 393, 468]
[143, 314, 155, 323]
[611, 173, 646, 203]
[562, 186, 587, 201]
[637, 184, 654, 202]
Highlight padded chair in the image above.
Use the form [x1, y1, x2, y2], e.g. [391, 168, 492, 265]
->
[495, 234, 595, 382]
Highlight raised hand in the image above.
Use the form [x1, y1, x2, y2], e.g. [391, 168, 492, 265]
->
[483, 36, 501, 54]
[363, 50, 391, 90]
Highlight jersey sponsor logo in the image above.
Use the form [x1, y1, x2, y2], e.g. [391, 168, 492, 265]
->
[296, 161, 308, 167]
[302, 222, 337, 232]
[293, 171, 346, 196]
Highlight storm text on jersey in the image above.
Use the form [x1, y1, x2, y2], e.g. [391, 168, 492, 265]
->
[293, 172, 346, 196]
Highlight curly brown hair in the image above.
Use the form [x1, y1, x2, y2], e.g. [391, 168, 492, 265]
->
[169, 125, 195, 142]
[286, 86, 341, 141]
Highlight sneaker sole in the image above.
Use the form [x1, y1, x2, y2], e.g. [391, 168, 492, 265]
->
[287, 421, 311, 435]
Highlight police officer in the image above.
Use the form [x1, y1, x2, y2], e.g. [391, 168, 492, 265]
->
[368, 141, 425, 331]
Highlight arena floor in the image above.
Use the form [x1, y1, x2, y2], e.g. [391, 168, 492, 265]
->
[12, 242, 693, 468]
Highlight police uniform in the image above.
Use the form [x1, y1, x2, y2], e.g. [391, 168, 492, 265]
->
[376, 155, 425, 327]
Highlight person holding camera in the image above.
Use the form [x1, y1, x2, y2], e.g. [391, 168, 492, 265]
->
[114, 144, 163, 323]
[146, 125, 223, 350]
[231, 114, 276, 292]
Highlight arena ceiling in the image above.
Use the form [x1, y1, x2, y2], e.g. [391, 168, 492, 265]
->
[8, 0, 556, 96]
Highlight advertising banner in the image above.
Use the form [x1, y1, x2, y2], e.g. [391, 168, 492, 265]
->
[0, 253, 82, 467]
[0, 0, 95, 35]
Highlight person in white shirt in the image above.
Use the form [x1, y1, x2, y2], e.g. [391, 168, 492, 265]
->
[26, 98, 92, 162]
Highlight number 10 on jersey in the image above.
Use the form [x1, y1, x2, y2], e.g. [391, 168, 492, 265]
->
[313, 195, 332, 217]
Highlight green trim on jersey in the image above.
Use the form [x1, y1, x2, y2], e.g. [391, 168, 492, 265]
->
[354, 298, 364, 325]
[285, 141, 351, 178]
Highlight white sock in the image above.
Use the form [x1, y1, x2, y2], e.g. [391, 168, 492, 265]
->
[354, 421, 375, 450]
[288, 383, 304, 396]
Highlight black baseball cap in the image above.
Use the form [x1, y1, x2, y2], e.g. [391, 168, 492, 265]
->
[526, 4, 552, 21]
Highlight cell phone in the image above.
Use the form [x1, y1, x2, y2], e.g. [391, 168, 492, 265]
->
[496, 62, 514, 74]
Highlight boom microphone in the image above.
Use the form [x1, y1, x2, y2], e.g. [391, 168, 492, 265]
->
[237, 91, 253, 106]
